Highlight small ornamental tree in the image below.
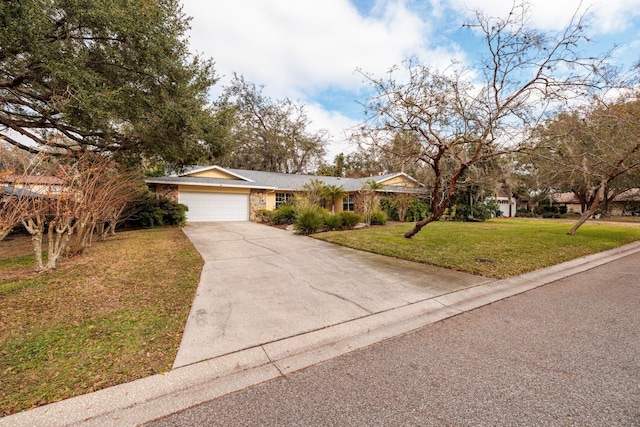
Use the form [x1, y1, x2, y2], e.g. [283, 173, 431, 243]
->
[361, 179, 384, 226]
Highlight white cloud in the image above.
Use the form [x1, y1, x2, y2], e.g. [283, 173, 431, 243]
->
[180, 0, 639, 161]
[304, 103, 361, 159]
[589, 0, 640, 33]
[183, 0, 430, 99]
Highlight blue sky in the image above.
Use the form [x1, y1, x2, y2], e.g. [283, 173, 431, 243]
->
[181, 0, 640, 160]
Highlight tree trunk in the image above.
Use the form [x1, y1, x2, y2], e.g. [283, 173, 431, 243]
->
[404, 214, 439, 238]
[45, 219, 73, 270]
[404, 203, 448, 238]
[0, 227, 12, 241]
[567, 180, 607, 235]
[23, 216, 45, 271]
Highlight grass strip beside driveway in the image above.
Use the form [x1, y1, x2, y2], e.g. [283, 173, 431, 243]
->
[0, 228, 203, 416]
[314, 219, 640, 279]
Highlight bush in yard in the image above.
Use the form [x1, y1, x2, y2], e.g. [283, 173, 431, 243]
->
[380, 197, 399, 221]
[337, 211, 362, 229]
[255, 209, 273, 223]
[294, 206, 325, 235]
[444, 199, 501, 222]
[271, 205, 297, 225]
[515, 208, 536, 217]
[406, 198, 429, 222]
[125, 192, 187, 228]
[540, 205, 561, 218]
[323, 213, 343, 231]
[370, 209, 387, 225]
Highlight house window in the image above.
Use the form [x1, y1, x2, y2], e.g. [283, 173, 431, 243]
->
[343, 195, 355, 211]
[275, 192, 294, 208]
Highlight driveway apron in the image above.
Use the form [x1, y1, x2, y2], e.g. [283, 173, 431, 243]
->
[174, 222, 487, 368]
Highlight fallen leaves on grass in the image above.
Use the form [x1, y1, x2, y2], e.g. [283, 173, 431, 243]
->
[0, 227, 203, 416]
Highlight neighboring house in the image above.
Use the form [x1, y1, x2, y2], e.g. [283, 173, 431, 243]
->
[552, 192, 583, 213]
[553, 189, 640, 215]
[490, 191, 517, 217]
[0, 174, 63, 195]
[610, 189, 640, 215]
[146, 166, 425, 222]
[1, 185, 43, 199]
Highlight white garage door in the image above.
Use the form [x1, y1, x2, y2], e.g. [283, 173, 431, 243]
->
[178, 192, 249, 222]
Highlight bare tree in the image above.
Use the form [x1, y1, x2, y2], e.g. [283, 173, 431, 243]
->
[62, 155, 142, 256]
[361, 179, 384, 226]
[356, 2, 609, 238]
[11, 152, 142, 270]
[0, 145, 53, 241]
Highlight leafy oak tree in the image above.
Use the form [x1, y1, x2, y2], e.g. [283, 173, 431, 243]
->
[0, 0, 227, 167]
[217, 75, 328, 173]
[355, 2, 610, 238]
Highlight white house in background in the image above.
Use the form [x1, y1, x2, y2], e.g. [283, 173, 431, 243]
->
[491, 191, 517, 217]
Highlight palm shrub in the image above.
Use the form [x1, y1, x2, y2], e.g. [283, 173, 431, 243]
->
[323, 212, 343, 231]
[337, 211, 362, 229]
[271, 205, 297, 225]
[294, 206, 325, 235]
[321, 184, 348, 214]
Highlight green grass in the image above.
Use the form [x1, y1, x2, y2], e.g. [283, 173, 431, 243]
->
[0, 228, 203, 416]
[314, 219, 640, 279]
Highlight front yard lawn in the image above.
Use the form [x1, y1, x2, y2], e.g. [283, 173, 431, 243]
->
[0, 228, 203, 416]
[3, 218, 639, 416]
[314, 219, 640, 279]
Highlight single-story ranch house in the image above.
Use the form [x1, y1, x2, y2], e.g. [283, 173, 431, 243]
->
[553, 189, 640, 216]
[146, 166, 425, 222]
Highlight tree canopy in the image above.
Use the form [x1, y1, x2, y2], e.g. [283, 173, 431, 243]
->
[216, 75, 328, 174]
[0, 0, 227, 167]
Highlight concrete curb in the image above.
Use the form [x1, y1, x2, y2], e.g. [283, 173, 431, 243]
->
[3, 241, 640, 427]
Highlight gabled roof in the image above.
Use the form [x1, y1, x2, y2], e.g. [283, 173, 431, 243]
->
[0, 174, 63, 185]
[146, 166, 426, 193]
[182, 165, 256, 182]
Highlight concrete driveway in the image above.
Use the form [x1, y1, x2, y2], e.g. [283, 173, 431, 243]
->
[174, 222, 488, 368]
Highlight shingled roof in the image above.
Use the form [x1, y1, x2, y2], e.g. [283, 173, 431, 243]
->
[147, 166, 426, 194]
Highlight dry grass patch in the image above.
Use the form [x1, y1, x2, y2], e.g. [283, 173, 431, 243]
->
[0, 228, 203, 416]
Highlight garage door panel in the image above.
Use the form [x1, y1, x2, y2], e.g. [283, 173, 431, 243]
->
[178, 192, 249, 222]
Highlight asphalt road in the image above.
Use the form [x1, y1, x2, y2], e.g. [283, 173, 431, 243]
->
[148, 252, 640, 427]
